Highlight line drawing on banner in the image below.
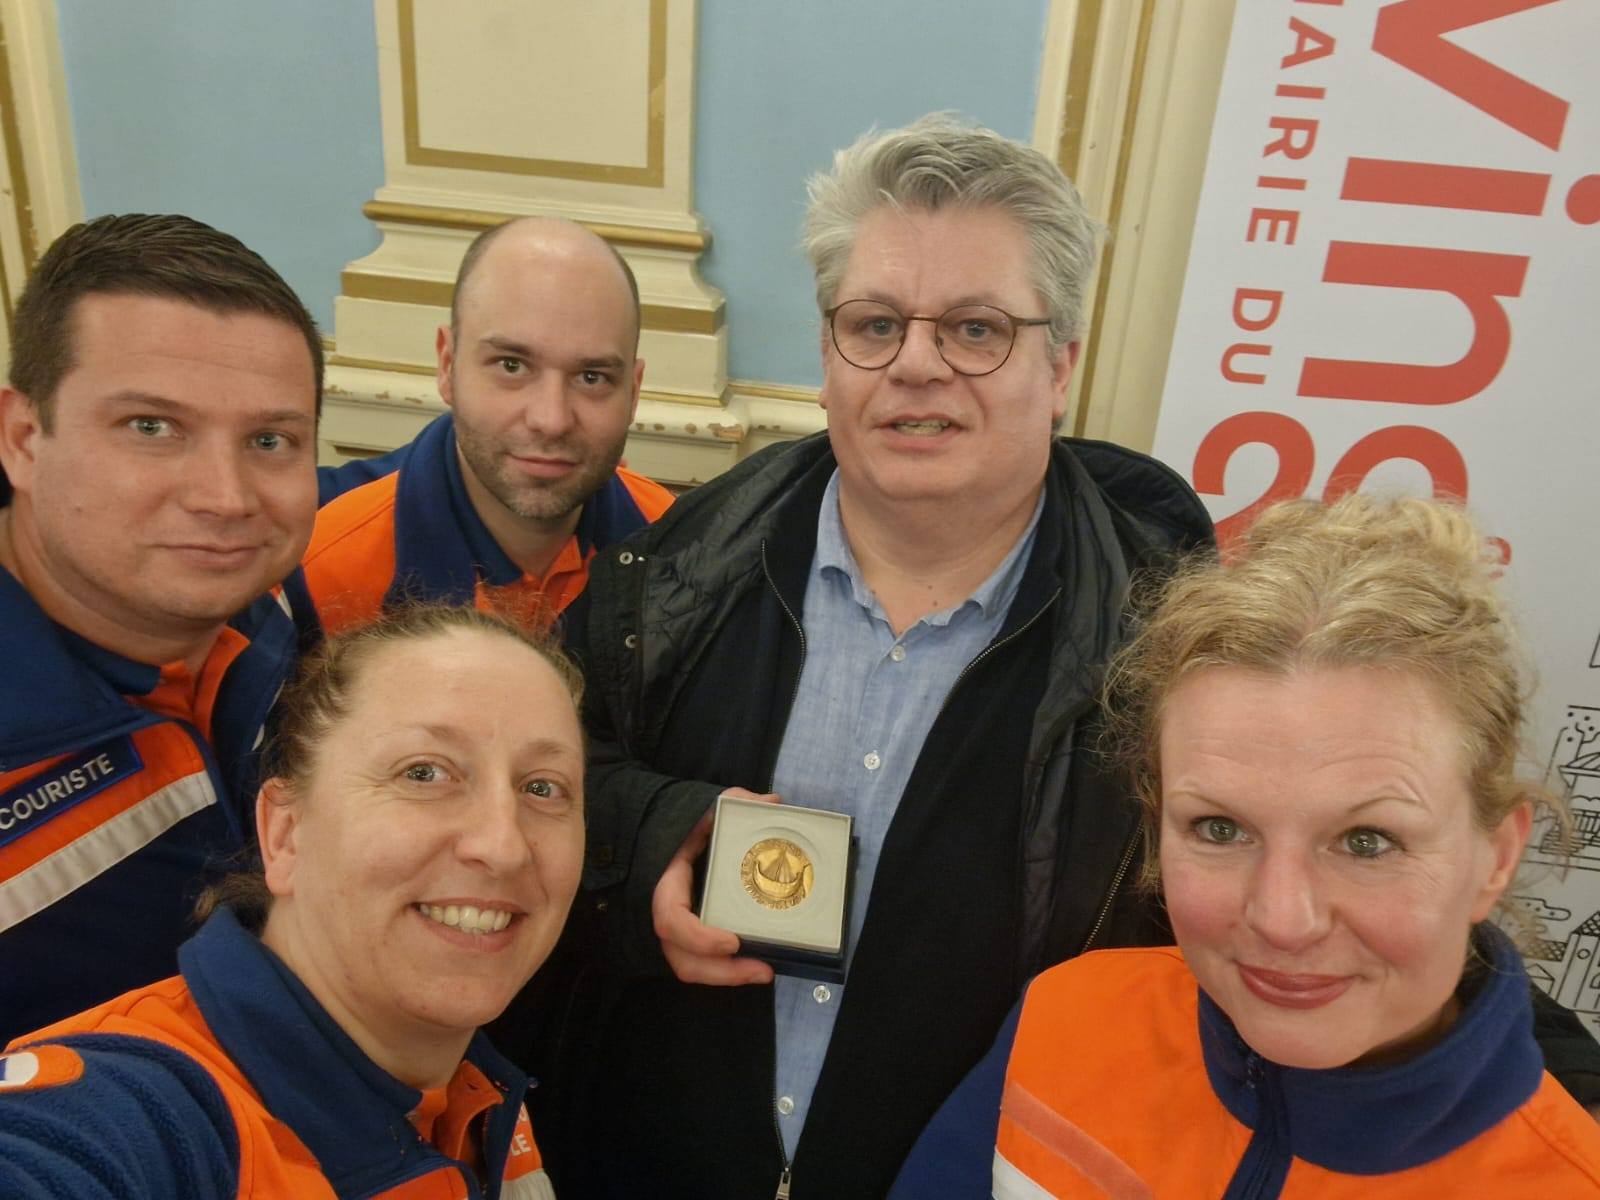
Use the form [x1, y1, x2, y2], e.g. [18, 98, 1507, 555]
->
[1518, 706, 1600, 1033]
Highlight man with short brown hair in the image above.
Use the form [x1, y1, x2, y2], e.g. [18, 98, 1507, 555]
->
[291, 217, 672, 636]
[0, 213, 320, 1043]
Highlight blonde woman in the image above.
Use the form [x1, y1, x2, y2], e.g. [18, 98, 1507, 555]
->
[895, 496, 1600, 1198]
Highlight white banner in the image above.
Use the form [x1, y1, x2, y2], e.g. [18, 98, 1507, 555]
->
[1152, 0, 1600, 1030]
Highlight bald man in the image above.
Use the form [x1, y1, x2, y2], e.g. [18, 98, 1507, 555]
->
[290, 219, 673, 635]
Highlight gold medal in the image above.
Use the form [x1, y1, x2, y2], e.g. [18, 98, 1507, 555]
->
[740, 837, 814, 910]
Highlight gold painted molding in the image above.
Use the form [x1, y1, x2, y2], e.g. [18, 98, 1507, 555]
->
[397, 0, 667, 187]
[0, 11, 33, 321]
[1055, 0, 1103, 181]
[730, 379, 821, 405]
[640, 384, 724, 408]
[361, 200, 709, 253]
[639, 302, 724, 335]
[340, 269, 724, 335]
[327, 351, 437, 377]
[1070, 0, 1158, 440]
[339, 270, 453, 308]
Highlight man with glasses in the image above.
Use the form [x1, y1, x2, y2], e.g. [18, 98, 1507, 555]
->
[289, 217, 673, 637]
[535, 116, 1214, 1197]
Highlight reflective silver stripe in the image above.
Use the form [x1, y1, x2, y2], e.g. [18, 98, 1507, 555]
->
[993, 1149, 1058, 1200]
[0, 771, 216, 931]
[501, 1170, 557, 1200]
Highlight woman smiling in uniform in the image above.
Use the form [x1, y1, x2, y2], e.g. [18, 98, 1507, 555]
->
[0, 605, 582, 1198]
[895, 495, 1600, 1198]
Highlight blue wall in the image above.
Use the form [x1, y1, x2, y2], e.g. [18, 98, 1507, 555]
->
[695, 0, 1050, 386]
[55, 0, 384, 336]
[54, 1, 1050, 385]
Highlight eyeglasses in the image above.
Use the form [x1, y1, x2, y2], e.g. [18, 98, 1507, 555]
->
[825, 299, 1052, 376]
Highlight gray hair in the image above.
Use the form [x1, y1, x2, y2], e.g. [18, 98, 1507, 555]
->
[802, 113, 1103, 351]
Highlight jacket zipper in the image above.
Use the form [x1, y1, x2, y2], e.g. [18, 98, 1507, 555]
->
[933, 586, 1062, 724]
[1079, 824, 1140, 953]
[772, 1137, 793, 1197]
[1222, 1053, 1289, 1200]
[761, 539, 802, 1197]
[930, 579, 1146, 964]
[769, 998, 793, 1199]
[929, 586, 1067, 980]
[760, 539, 808, 796]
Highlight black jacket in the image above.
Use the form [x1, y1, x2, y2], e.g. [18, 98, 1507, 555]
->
[520, 433, 1213, 1199]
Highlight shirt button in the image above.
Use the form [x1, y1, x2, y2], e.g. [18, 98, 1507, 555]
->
[890, 644, 906, 662]
[813, 984, 832, 1004]
[863, 752, 881, 771]
[777, 1096, 795, 1116]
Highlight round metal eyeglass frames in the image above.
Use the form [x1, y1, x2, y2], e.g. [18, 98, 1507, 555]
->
[825, 299, 1052, 376]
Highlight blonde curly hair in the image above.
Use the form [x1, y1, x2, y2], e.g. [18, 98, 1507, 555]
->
[1103, 493, 1560, 889]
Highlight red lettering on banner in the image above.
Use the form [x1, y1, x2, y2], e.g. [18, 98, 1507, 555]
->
[1233, 289, 1284, 332]
[1247, 209, 1300, 244]
[1179, 0, 1571, 557]
[1324, 425, 1468, 499]
[1196, 415, 1472, 549]
[1283, 17, 1337, 68]
[1341, 157, 1549, 214]
[1568, 176, 1600, 224]
[1193, 412, 1315, 545]
[1372, 0, 1569, 149]
[1264, 116, 1319, 160]
[1298, 242, 1527, 404]
[1222, 292, 1285, 385]
[1221, 344, 1272, 385]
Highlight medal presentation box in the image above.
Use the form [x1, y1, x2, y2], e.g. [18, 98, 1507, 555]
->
[699, 796, 857, 982]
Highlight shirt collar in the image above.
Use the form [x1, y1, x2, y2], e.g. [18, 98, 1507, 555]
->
[397, 413, 648, 593]
[439, 418, 526, 588]
[1197, 922, 1545, 1175]
[52, 621, 162, 697]
[813, 470, 1045, 627]
[574, 470, 652, 557]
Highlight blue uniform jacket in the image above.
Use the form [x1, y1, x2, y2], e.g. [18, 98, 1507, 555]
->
[286, 412, 671, 640]
[0, 908, 544, 1198]
[0, 566, 296, 1043]
[890, 926, 1584, 1197]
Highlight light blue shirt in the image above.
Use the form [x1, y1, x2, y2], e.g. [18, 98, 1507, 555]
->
[768, 470, 1042, 1159]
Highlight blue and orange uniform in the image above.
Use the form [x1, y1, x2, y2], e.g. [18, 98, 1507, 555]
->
[893, 928, 1600, 1198]
[287, 412, 673, 637]
[0, 907, 554, 1198]
[0, 565, 296, 1045]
